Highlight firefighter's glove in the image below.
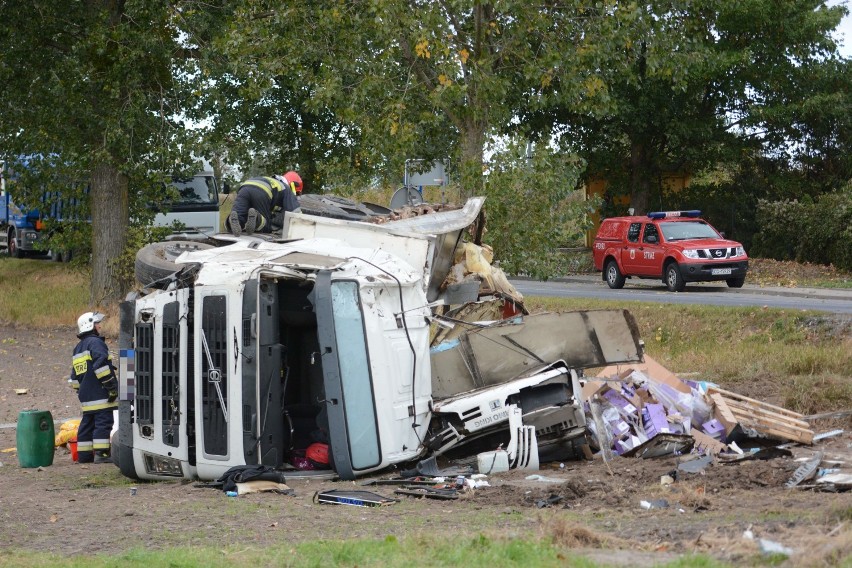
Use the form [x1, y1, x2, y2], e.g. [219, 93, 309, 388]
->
[104, 379, 118, 402]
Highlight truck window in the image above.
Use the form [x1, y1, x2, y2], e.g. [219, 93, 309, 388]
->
[330, 281, 380, 470]
[627, 223, 641, 242]
[166, 176, 218, 208]
[643, 224, 659, 244]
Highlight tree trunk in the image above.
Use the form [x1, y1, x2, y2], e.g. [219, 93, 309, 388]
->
[628, 138, 652, 215]
[89, 162, 130, 305]
[458, 118, 486, 200]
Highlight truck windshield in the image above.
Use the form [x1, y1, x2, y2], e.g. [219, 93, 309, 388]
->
[169, 176, 218, 206]
[660, 221, 720, 241]
[330, 281, 380, 470]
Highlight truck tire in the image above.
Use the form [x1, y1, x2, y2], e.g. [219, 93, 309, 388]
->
[665, 262, 686, 292]
[726, 276, 746, 288]
[135, 240, 214, 286]
[604, 259, 625, 289]
[49, 249, 62, 262]
[7, 229, 24, 258]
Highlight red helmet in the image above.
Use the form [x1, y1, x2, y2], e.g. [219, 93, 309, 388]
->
[283, 171, 303, 194]
[306, 442, 329, 465]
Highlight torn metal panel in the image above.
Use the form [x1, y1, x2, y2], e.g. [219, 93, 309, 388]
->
[430, 310, 643, 399]
[622, 434, 695, 458]
[786, 452, 823, 488]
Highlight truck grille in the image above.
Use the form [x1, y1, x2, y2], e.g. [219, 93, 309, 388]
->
[201, 295, 228, 456]
[161, 302, 181, 447]
[135, 323, 154, 426]
[697, 248, 737, 259]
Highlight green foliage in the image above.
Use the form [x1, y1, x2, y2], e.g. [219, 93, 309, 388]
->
[542, 1, 850, 213]
[112, 224, 179, 286]
[752, 183, 852, 271]
[484, 140, 598, 279]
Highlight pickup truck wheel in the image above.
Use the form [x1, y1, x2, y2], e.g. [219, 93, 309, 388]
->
[665, 262, 685, 292]
[7, 230, 24, 259]
[726, 276, 746, 288]
[135, 240, 215, 287]
[604, 259, 625, 289]
[49, 249, 62, 262]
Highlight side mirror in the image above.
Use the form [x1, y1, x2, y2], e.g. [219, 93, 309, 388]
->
[646, 235, 658, 244]
[719, 231, 726, 238]
[222, 181, 230, 195]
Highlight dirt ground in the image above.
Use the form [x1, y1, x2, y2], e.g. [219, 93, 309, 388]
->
[1, 324, 850, 566]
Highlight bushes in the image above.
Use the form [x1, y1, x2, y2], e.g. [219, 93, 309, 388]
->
[483, 141, 599, 279]
[752, 183, 852, 271]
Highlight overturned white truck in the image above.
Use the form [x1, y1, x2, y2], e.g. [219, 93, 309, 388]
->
[114, 198, 643, 481]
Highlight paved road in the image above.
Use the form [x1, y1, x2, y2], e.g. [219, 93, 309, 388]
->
[510, 274, 852, 314]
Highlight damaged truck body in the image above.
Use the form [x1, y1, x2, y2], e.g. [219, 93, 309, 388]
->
[114, 198, 644, 481]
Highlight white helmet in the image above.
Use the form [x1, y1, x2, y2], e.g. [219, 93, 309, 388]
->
[77, 311, 105, 335]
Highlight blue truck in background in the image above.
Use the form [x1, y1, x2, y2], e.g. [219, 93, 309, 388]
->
[0, 162, 46, 258]
[2, 160, 223, 259]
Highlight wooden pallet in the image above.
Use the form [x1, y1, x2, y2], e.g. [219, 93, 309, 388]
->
[708, 387, 814, 445]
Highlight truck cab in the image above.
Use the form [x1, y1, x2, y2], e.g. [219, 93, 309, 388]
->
[593, 210, 749, 292]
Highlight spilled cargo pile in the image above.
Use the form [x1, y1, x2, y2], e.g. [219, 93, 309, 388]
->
[583, 355, 849, 492]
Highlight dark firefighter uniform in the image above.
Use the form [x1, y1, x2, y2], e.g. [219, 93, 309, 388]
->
[227, 176, 299, 234]
[70, 334, 118, 463]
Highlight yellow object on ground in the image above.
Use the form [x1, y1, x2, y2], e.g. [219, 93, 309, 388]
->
[55, 418, 81, 447]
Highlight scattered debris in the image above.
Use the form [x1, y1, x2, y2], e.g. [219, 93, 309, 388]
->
[14, 389, 27, 395]
[640, 499, 670, 510]
[235, 480, 293, 496]
[314, 489, 398, 507]
[535, 494, 564, 508]
[394, 487, 459, 500]
[786, 452, 823, 488]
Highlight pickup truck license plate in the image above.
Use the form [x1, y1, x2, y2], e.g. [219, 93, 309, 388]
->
[712, 268, 732, 275]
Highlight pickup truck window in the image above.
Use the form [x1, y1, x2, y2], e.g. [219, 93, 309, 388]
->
[643, 224, 659, 244]
[330, 281, 380, 470]
[660, 220, 719, 241]
[627, 223, 641, 242]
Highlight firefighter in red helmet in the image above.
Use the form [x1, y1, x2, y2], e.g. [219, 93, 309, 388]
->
[283, 171, 303, 195]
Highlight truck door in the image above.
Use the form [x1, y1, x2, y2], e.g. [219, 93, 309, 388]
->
[312, 271, 382, 480]
[620, 222, 645, 274]
[636, 223, 665, 276]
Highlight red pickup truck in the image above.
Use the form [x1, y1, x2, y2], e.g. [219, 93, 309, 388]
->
[592, 210, 749, 292]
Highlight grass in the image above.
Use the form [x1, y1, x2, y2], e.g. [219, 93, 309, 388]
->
[0, 257, 89, 327]
[0, 536, 731, 568]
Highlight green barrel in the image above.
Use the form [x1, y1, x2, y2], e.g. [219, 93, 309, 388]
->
[16, 410, 55, 468]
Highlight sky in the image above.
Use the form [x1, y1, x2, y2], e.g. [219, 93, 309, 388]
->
[829, 0, 852, 57]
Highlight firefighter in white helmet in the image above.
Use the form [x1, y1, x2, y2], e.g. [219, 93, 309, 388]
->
[70, 311, 118, 464]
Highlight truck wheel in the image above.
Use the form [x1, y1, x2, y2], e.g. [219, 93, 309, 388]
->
[7, 230, 24, 259]
[135, 240, 215, 287]
[665, 262, 685, 292]
[49, 249, 62, 262]
[604, 259, 625, 289]
[726, 276, 745, 288]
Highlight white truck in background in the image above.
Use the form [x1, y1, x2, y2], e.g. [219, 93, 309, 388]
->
[153, 171, 223, 241]
[114, 198, 644, 481]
